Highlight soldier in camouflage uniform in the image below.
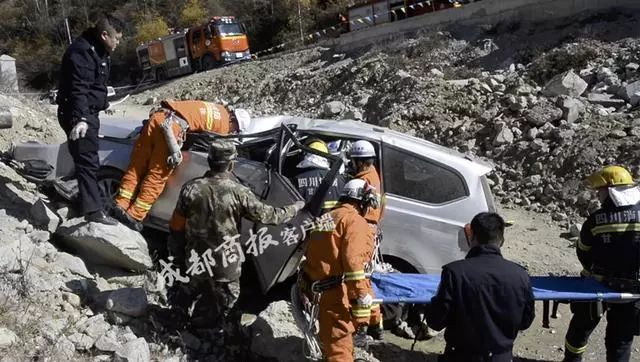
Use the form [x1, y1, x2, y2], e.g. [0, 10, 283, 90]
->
[167, 140, 305, 357]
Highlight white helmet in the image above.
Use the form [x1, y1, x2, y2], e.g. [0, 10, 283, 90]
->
[340, 179, 367, 200]
[349, 140, 376, 158]
[233, 108, 251, 133]
[327, 140, 342, 156]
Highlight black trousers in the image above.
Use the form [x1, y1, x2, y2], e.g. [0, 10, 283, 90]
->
[564, 301, 639, 362]
[58, 110, 102, 215]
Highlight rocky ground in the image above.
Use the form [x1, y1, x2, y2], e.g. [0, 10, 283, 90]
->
[1, 5, 640, 362]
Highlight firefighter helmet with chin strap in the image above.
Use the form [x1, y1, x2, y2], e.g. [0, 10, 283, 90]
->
[340, 178, 379, 213]
[587, 165, 635, 189]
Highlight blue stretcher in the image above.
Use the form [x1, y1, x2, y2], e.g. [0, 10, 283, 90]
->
[370, 273, 640, 303]
[370, 273, 640, 328]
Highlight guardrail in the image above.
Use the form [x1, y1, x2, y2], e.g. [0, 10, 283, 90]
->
[323, 0, 640, 52]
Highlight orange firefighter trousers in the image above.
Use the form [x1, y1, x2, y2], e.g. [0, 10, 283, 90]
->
[304, 203, 375, 360]
[319, 285, 357, 362]
[114, 111, 184, 221]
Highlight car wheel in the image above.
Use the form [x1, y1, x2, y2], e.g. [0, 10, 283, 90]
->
[202, 54, 217, 70]
[97, 167, 123, 212]
[156, 68, 166, 81]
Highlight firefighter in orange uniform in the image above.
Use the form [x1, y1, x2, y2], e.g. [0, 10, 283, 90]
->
[112, 99, 252, 231]
[300, 178, 379, 361]
[348, 139, 385, 340]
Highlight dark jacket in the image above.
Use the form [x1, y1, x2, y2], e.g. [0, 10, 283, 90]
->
[578, 198, 640, 283]
[427, 244, 535, 362]
[56, 29, 110, 130]
[294, 167, 344, 211]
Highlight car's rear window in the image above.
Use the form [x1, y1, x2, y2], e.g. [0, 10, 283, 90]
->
[382, 146, 468, 204]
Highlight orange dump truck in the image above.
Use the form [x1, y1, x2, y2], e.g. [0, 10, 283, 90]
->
[136, 16, 251, 82]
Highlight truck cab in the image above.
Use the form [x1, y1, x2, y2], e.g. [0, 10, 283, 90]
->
[187, 16, 251, 71]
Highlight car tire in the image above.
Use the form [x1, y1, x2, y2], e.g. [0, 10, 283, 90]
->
[97, 167, 124, 212]
[202, 54, 217, 70]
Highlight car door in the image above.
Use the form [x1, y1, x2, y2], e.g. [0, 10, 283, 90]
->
[379, 143, 488, 274]
[244, 124, 343, 293]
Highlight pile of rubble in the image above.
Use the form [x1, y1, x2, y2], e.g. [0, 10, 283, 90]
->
[0, 94, 65, 151]
[133, 9, 640, 225]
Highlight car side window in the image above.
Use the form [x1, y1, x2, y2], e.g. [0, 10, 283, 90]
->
[383, 146, 468, 204]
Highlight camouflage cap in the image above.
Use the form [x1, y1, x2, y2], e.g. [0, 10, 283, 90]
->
[208, 140, 238, 164]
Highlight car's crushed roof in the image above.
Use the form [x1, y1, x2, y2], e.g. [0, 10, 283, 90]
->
[99, 115, 494, 174]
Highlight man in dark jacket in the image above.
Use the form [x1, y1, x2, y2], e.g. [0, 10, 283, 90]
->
[563, 165, 640, 362]
[56, 16, 123, 225]
[426, 212, 535, 362]
[294, 139, 344, 213]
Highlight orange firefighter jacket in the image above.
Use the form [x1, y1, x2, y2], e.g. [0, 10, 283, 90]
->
[162, 100, 234, 134]
[354, 166, 383, 224]
[303, 203, 375, 319]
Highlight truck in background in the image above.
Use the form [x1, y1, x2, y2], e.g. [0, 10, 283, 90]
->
[135, 16, 251, 82]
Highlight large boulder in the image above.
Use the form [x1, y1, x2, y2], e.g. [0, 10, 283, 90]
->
[557, 96, 585, 123]
[55, 218, 152, 271]
[104, 288, 149, 317]
[250, 301, 305, 361]
[322, 101, 345, 117]
[524, 102, 563, 126]
[0, 327, 17, 348]
[29, 198, 60, 233]
[587, 93, 626, 108]
[543, 70, 588, 97]
[114, 337, 150, 362]
[0, 234, 38, 272]
[617, 80, 640, 105]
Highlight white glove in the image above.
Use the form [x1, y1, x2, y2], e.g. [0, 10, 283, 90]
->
[167, 151, 183, 168]
[292, 201, 305, 212]
[69, 121, 88, 141]
[356, 294, 373, 306]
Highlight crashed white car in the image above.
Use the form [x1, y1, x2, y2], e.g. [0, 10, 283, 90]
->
[9, 116, 496, 298]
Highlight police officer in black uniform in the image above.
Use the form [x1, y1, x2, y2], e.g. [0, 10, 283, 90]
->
[294, 139, 344, 213]
[57, 16, 123, 225]
[426, 212, 535, 362]
[564, 165, 640, 362]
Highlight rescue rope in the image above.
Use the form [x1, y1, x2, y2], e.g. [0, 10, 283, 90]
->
[303, 294, 323, 361]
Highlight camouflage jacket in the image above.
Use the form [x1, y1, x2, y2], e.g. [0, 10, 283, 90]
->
[174, 172, 298, 281]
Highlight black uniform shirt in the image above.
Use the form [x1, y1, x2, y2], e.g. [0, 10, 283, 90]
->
[294, 167, 344, 211]
[577, 199, 640, 281]
[57, 30, 110, 130]
[427, 244, 535, 361]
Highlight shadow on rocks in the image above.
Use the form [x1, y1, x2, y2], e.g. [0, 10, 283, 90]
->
[368, 342, 439, 362]
[0, 174, 36, 221]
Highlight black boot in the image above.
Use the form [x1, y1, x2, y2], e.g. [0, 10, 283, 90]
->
[111, 206, 143, 232]
[367, 324, 384, 341]
[85, 210, 118, 226]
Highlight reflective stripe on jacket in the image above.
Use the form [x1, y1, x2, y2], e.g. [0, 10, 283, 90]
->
[302, 203, 375, 301]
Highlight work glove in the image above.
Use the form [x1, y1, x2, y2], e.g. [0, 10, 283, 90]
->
[356, 293, 373, 307]
[292, 201, 305, 212]
[167, 151, 183, 168]
[104, 102, 115, 115]
[69, 121, 88, 141]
